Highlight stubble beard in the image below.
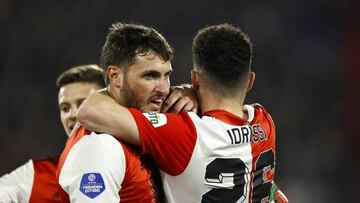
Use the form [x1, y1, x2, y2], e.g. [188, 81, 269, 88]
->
[120, 78, 144, 111]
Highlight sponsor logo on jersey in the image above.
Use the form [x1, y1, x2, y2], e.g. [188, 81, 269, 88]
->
[143, 112, 167, 128]
[79, 173, 105, 199]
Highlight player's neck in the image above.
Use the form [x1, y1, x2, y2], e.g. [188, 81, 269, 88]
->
[107, 85, 122, 105]
[199, 88, 247, 119]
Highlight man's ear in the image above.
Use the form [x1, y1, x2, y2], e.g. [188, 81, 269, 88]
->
[246, 71, 255, 92]
[107, 65, 124, 88]
[191, 69, 200, 90]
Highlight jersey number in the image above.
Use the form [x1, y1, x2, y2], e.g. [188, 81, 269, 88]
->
[201, 150, 275, 203]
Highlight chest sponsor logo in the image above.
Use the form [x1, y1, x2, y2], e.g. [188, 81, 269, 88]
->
[79, 173, 105, 199]
[144, 112, 167, 128]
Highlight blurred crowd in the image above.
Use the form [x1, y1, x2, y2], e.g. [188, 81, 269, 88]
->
[0, 0, 358, 202]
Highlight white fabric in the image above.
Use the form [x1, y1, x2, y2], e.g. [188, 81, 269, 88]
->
[0, 159, 34, 203]
[162, 108, 256, 203]
[59, 132, 126, 203]
[243, 104, 255, 123]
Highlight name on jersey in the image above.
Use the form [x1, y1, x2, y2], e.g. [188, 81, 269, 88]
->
[227, 124, 267, 145]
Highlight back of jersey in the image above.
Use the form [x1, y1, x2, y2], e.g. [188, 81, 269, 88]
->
[162, 104, 275, 203]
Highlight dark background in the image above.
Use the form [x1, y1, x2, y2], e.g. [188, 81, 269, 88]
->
[1, 0, 359, 202]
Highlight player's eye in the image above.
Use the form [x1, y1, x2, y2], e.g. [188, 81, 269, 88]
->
[144, 73, 159, 79]
[165, 72, 171, 78]
[60, 106, 70, 113]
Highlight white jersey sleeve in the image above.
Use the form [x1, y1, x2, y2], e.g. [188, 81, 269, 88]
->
[58, 133, 126, 203]
[0, 159, 34, 203]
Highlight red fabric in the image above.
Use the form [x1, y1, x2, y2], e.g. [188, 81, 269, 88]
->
[57, 125, 88, 203]
[129, 108, 197, 176]
[57, 125, 156, 203]
[250, 105, 276, 201]
[119, 144, 155, 202]
[202, 105, 277, 202]
[29, 156, 61, 203]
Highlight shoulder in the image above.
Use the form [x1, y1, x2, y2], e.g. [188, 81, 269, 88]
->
[33, 156, 59, 167]
[59, 133, 128, 202]
[0, 159, 34, 202]
[247, 103, 276, 138]
[247, 103, 273, 120]
[249, 103, 266, 112]
[0, 159, 34, 183]
[65, 132, 126, 164]
[60, 131, 127, 176]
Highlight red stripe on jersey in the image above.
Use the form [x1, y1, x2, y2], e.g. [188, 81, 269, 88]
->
[130, 104, 279, 202]
[57, 125, 88, 203]
[57, 125, 90, 177]
[29, 156, 60, 203]
[249, 105, 276, 202]
[203, 109, 248, 125]
[57, 125, 156, 203]
[119, 144, 156, 202]
[198, 105, 277, 203]
[129, 108, 197, 176]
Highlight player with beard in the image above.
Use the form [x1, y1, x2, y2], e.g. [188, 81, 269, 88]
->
[77, 23, 288, 203]
[57, 22, 197, 202]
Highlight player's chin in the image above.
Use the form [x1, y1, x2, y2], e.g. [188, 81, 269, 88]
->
[143, 103, 161, 113]
[65, 129, 72, 136]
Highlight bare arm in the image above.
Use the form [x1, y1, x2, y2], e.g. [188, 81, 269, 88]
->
[77, 85, 198, 145]
[77, 89, 140, 144]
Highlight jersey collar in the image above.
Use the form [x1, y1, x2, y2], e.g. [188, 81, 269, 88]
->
[202, 105, 255, 126]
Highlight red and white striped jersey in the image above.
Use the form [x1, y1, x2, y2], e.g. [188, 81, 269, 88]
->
[0, 156, 60, 202]
[130, 104, 277, 203]
[57, 124, 156, 203]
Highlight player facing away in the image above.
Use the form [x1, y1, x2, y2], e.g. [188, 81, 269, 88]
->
[0, 64, 105, 202]
[57, 23, 197, 203]
[78, 23, 288, 203]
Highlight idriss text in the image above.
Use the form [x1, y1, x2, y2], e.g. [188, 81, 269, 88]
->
[227, 124, 266, 145]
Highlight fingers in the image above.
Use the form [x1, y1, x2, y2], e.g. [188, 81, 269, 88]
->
[168, 96, 191, 113]
[161, 87, 183, 113]
[161, 85, 199, 114]
[179, 85, 198, 113]
[183, 102, 198, 113]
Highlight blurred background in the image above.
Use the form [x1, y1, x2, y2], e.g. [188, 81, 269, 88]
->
[1, 0, 359, 202]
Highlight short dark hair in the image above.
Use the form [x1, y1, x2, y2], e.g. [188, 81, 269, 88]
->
[100, 22, 174, 84]
[192, 23, 253, 95]
[56, 64, 105, 88]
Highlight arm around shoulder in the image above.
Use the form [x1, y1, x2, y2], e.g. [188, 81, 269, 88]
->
[77, 89, 141, 144]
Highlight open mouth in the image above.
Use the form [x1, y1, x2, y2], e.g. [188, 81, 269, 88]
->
[69, 124, 76, 131]
[151, 98, 163, 104]
[150, 98, 163, 109]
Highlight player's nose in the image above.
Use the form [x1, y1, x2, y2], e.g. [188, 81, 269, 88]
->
[69, 106, 79, 119]
[156, 78, 170, 95]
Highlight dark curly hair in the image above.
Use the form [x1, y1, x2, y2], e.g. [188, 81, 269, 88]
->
[192, 23, 253, 95]
[100, 22, 174, 84]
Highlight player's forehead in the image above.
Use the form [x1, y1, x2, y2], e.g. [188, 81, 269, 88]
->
[128, 51, 172, 74]
[58, 82, 100, 105]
